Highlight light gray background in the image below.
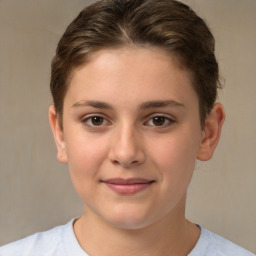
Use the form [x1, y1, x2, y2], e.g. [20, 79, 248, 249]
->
[0, 0, 255, 253]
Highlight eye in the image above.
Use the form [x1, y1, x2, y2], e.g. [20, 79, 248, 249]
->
[146, 116, 174, 127]
[82, 115, 109, 127]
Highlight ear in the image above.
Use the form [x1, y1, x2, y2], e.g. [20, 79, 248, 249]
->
[197, 103, 225, 161]
[49, 105, 68, 163]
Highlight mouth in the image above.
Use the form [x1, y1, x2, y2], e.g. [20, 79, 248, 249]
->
[101, 178, 155, 195]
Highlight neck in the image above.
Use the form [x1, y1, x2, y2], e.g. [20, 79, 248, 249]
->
[74, 197, 200, 256]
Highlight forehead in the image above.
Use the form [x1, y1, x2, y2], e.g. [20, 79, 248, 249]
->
[65, 47, 197, 109]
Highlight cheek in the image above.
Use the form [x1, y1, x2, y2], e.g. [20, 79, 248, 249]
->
[149, 130, 201, 188]
[64, 133, 109, 188]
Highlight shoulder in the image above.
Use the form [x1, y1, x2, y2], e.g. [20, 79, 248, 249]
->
[0, 221, 72, 256]
[189, 226, 255, 256]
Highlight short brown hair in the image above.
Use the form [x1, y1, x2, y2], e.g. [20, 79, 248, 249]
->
[50, 0, 221, 127]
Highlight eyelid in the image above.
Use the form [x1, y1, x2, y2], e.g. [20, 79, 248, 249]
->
[144, 113, 176, 127]
[80, 112, 175, 128]
[81, 113, 112, 127]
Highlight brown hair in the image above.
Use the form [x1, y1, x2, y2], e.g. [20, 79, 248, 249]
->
[50, 0, 221, 127]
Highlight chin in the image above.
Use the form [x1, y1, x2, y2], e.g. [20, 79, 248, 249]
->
[102, 206, 157, 230]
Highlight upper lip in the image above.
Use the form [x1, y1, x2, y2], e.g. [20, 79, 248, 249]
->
[102, 178, 155, 185]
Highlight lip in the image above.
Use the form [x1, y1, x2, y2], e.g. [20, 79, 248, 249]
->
[102, 178, 155, 195]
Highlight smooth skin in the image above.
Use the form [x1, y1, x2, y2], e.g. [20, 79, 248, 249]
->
[49, 47, 225, 256]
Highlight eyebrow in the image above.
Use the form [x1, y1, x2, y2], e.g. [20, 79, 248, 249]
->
[72, 100, 184, 110]
[139, 100, 184, 109]
[72, 100, 113, 109]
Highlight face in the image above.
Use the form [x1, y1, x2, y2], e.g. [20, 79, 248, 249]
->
[50, 47, 218, 230]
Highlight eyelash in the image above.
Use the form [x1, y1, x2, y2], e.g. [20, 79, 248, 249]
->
[144, 115, 174, 127]
[81, 114, 175, 128]
[82, 115, 111, 127]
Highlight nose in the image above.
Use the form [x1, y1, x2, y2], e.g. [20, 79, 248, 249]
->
[108, 125, 146, 168]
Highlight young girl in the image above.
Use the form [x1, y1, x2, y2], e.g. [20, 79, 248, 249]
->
[0, 0, 254, 255]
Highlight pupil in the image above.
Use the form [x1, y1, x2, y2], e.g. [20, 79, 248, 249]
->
[153, 116, 165, 126]
[92, 116, 103, 125]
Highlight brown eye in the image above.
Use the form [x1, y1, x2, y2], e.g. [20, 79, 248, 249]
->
[91, 116, 104, 126]
[152, 116, 166, 126]
[145, 115, 173, 127]
[82, 115, 108, 127]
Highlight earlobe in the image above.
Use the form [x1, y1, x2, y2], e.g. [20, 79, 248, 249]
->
[49, 105, 68, 163]
[197, 103, 225, 161]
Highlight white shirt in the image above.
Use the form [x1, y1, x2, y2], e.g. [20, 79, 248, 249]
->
[0, 219, 255, 256]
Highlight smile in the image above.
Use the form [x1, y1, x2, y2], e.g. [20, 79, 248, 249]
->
[101, 178, 155, 195]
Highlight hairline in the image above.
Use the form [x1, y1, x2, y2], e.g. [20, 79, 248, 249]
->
[56, 44, 203, 129]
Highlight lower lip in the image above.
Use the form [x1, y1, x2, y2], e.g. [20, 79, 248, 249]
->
[104, 182, 153, 195]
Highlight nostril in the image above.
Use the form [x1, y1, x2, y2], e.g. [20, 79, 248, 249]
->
[112, 160, 120, 165]
[108, 138, 146, 167]
[130, 160, 139, 165]
[111, 158, 141, 168]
